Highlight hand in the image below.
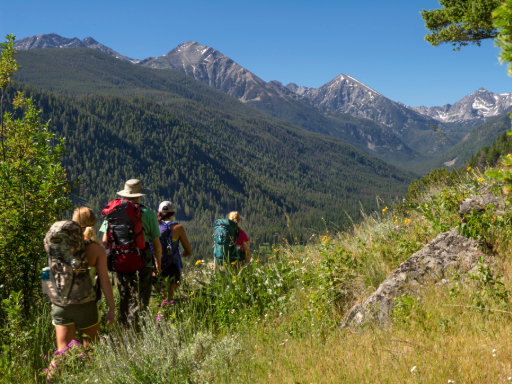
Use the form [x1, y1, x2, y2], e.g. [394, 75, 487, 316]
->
[105, 309, 115, 327]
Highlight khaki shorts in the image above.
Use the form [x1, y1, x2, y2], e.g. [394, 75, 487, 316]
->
[51, 301, 100, 330]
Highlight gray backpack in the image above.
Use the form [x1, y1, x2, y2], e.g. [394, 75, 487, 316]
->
[44, 220, 96, 306]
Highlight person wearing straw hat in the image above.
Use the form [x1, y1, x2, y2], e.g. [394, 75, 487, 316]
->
[99, 179, 162, 328]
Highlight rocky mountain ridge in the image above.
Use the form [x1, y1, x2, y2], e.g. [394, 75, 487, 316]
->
[13, 33, 503, 167]
[285, 75, 433, 131]
[13, 33, 140, 64]
[410, 88, 512, 128]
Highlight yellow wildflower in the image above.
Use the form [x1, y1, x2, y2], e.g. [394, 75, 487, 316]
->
[189, 291, 195, 296]
[404, 219, 411, 225]
[232, 276, 236, 282]
[382, 206, 388, 213]
[467, 166, 471, 171]
[478, 178, 484, 183]
[269, 255, 276, 260]
[273, 248, 280, 252]
[195, 260, 202, 266]
[231, 261, 237, 265]
[507, 154, 512, 159]
[292, 260, 299, 263]
[254, 259, 259, 263]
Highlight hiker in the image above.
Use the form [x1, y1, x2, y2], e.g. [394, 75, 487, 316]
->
[153, 201, 192, 298]
[228, 211, 251, 263]
[100, 179, 162, 328]
[45, 207, 115, 353]
[213, 211, 251, 268]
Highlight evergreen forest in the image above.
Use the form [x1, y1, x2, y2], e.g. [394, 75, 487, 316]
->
[4, 82, 415, 257]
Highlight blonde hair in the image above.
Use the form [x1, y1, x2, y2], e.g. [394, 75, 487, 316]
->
[228, 211, 241, 223]
[72, 207, 99, 244]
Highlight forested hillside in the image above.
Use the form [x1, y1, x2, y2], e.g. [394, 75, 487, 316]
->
[468, 127, 512, 169]
[5, 83, 415, 257]
[13, 48, 424, 167]
[410, 112, 512, 174]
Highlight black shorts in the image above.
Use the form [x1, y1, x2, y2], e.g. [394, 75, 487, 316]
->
[160, 264, 181, 287]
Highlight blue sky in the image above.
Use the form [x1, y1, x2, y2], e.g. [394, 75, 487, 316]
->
[1, 0, 508, 107]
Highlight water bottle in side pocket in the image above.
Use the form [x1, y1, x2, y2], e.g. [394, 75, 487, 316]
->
[41, 267, 51, 296]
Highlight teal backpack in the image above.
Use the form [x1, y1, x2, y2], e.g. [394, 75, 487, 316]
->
[213, 219, 241, 263]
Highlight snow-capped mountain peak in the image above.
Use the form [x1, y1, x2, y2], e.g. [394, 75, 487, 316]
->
[410, 88, 512, 128]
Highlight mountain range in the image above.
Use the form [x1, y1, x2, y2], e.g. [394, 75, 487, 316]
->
[410, 88, 512, 128]
[13, 33, 140, 64]
[9, 34, 453, 167]
[11, 33, 512, 172]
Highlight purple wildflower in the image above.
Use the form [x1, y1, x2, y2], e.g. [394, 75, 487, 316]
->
[44, 368, 49, 371]
[80, 353, 84, 359]
[44, 355, 47, 360]
[170, 300, 175, 304]
[181, 295, 185, 298]
[68, 339, 80, 347]
[156, 313, 162, 322]
[160, 299, 167, 306]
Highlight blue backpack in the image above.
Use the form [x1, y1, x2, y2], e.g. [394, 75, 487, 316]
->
[153, 221, 182, 271]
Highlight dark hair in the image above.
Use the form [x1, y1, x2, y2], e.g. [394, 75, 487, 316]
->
[158, 211, 174, 221]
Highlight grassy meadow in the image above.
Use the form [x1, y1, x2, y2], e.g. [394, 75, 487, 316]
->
[4, 167, 512, 383]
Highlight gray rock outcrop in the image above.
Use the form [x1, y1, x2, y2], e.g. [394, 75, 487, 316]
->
[341, 228, 493, 328]
[459, 193, 498, 217]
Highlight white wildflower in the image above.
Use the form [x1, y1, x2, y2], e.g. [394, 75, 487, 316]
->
[410, 366, 416, 373]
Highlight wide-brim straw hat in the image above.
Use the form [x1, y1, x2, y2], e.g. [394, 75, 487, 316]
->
[117, 179, 151, 197]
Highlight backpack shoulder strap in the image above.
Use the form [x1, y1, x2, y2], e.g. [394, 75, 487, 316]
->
[84, 239, 94, 247]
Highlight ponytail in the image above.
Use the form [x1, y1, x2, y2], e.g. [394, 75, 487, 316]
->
[83, 226, 99, 244]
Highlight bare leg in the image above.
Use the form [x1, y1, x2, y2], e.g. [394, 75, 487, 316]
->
[54, 324, 77, 351]
[48, 325, 78, 383]
[80, 322, 101, 349]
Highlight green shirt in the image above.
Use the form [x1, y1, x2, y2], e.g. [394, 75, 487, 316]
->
[99, 206, 160, 242]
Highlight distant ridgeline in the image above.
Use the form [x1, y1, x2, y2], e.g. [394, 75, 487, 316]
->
[5, 83, 415, 258]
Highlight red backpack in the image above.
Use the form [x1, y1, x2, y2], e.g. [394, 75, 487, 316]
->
[100, 198, 146, 273]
